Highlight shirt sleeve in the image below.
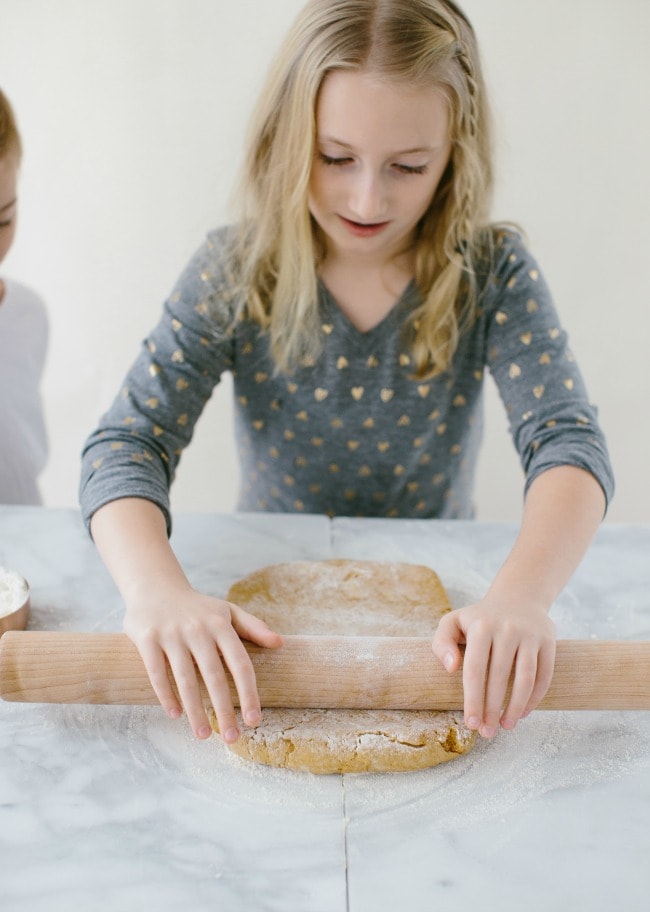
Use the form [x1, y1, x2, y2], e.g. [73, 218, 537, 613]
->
[483, 231, 615, 507]
[79, 230, 237, 534]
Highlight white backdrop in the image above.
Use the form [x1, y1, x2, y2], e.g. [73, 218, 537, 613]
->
[1, 0, 648, 520]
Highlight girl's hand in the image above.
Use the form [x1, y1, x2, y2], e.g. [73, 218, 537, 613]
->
[123, 583, 283, 741]
[431, 597, 556, 738]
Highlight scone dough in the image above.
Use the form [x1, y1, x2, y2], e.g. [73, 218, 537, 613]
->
[212, 560, 476, 774]
[220, 707, 474, 774]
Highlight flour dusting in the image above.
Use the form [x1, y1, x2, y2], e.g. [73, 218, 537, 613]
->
[119, 706, 650, 829]
[344, 710, 650, 830]
[129, 708, 342, 811]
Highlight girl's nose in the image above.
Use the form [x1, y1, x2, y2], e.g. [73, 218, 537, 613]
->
[349, 171, 387, 223]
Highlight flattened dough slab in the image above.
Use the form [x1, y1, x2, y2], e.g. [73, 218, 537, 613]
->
[211, 559, 476, 774]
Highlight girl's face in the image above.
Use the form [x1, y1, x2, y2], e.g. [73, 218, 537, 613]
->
[309, 70, 451, 268]
[0, 152, 19, 266]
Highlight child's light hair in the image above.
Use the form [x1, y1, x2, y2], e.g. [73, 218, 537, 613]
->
[232, 0, 494, 379]
[0, 88, 22, 162]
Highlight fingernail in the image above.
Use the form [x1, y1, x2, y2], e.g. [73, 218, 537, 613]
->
[223, 727, 239, 743]
[198, 725, 212, 739]
[168, 707, 182, 720]
[501, 718, 516, 731]
[245, 709, 261, 726]
[444, 652, 455, 672]
[480, 725, 496, 739]
[467, 716, 480, 730]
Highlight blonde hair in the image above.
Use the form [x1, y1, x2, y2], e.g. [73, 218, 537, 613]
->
[233, 0, 494, 379]
[0, 88, 22, 161]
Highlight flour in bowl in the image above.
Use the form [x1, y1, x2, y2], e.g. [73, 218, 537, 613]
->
[0, 566, 29, 618]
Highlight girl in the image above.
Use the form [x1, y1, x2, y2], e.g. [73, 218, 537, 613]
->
[80, 0, 613, 745]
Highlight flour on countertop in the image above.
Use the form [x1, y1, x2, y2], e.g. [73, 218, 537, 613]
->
[122, 705, 650, 829]
[344, 710, 650, 830]
[130, 708, 343, 811]
[0, 566, 29, 617]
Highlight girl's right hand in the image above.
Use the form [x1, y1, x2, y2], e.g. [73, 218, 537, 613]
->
[123, 582, 283, 741]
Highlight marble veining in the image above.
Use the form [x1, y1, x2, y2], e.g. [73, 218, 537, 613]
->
[1, 507, 649, 911]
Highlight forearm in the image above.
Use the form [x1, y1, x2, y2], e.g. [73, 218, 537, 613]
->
[486, 464, 606, 612]
[89, 497, 191, 603]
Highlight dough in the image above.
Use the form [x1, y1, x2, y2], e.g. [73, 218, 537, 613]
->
[211, 559, 476, 774]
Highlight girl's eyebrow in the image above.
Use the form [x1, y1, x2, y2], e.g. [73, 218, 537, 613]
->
[319, 136, 436, 155]
[0, 197, 17, 213]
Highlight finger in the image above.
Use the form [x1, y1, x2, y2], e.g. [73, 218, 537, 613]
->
[195, 623, 262, 731]
[481, 640, 518, 738]
[214, 629, 264, 728]
[230, 604, 284, 648]
[500, 643, 539, 729]
[136, 635, 182, 719]
[192, 642, 242, 743]
[462, 633, 491, 732]
[165, 647, 213, 739]
[521, 639, 556, 718]
[431, 612, 464, 673]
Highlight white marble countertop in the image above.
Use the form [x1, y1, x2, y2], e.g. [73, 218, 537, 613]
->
[1, 506, 649, 911]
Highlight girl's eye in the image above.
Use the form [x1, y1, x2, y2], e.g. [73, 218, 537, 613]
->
[0, 219, 13, 229]
[394, 163, 429, 176]
[316, 153, 429, 175]
[318, 152, 353, 167]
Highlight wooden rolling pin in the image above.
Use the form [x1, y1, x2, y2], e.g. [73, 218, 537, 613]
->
[0, 631, 649, 710]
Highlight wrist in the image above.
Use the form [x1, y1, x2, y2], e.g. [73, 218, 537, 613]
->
[481, 584, 553, 618]
[121, 570, 193, 607]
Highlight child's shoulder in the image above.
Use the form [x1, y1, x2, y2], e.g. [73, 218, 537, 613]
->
[474, 223, 530, 271]
[0, 279, 48, 360]
[205, 223, 239, 254]
[0, 278, 48, 326]
[174, 225, 239, 291]
[168, 225, 244, 330]
[472, 223, 543, 292]
[198, 223, 246, 272]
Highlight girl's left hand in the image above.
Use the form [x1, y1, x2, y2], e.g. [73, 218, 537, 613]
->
[431, 598, 556, 738]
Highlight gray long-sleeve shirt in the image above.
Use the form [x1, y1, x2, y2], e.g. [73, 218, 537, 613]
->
[80, 227, 614, 532]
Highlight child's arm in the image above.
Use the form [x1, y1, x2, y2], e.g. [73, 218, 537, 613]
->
[90, 497, 283, 740]
[432, 464, 606, 738]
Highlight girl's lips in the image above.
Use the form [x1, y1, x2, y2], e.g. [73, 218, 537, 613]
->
[339, 216, 390, 237]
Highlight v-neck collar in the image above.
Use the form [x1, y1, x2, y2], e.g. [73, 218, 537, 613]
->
[317, 277, 418, 347]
